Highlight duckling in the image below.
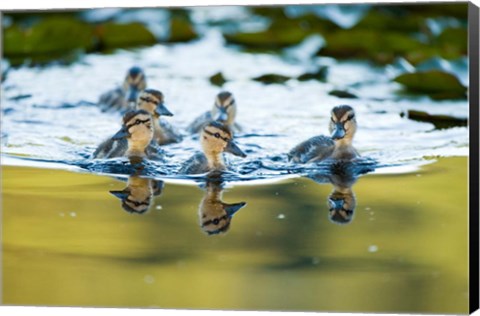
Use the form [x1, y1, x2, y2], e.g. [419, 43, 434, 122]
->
[198, 180, 246, 235]
[136, 89, 183, 145]
[98, 66, 147, 112]
[288, 105, 359, 163]
[92, 109, 163, 161]
[110, 176, 164, 214]
[187, 91, 241, 134]
[179, 121, 247, 175]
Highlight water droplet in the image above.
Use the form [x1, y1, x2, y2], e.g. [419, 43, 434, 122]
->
[156, 205, 162, 210]
[144, 275, 155, 284]
[70, 212, 76, 217]
[365, 207, 371, 211]
[59, 212, 65, 217]
[312, 257, 320, 265]
[368, 245, 378, 253]
[277, 214, 285, 219]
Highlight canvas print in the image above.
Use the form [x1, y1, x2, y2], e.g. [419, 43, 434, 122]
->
[1, 2, 477, 314]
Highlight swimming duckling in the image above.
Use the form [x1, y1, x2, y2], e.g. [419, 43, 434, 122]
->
[187, 91, 241, 134]
[110, 176, 164, 214]
[136, 89, 183, 145]
[198, 180, 246, 235]
[179, 121, 247, 175]
[288, 105, 359, 163]
[92, 109, 162, 161]
[98, 66, 147, 112]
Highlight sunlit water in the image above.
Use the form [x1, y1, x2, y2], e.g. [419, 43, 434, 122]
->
[1, 28, 468, 180]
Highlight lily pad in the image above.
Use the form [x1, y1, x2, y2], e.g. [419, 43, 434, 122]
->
[168, 16, 198, 42]
[209, 72, 227, 87]
[328, 90, 358, 99]
[319, 29, 427, 64]
[96, 22, 156, 49]
[394, 70, 466, 99]
[406, 110, 467, 129]
[4, 17, 95, 58]
[224, 28, 309, 49]
[252, 74, 291, 84]
[297, 66, 328, 82]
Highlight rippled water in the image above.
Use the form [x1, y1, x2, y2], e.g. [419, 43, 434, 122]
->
[1, 28, 468, 180]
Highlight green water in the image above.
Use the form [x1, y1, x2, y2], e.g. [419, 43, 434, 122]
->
[1, 157, 469, 313]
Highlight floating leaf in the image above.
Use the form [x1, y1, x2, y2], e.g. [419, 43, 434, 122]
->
[209, 72, 227, 87]
[394, 70, 466, 99]
[328, 90, 358, 99]
[319, 29, 427, 64]
[168, 16, 198, 42]
[252, 74, 291, 84]
[4, 17, 95, 57]
[406, 110, 467, 129]
[297, 66, 328, 82]
[224, 28, 308, 49]
[96, 22, 156, 49]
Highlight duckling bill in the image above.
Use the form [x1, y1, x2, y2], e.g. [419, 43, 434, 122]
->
[179, 121, 247, 175]
[92, 109, 163, 161]
[288, 105, 359, 163]
[98, 66, 147, 112]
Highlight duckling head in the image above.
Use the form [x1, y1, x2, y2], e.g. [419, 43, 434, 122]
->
[136, 89, 174, 118]
[329, 105, 357, 143]
[122, 66, 147, 103]
[201, 121, 246, 158]
[112, 109, 153, 156]
[211, 91, 237, 125]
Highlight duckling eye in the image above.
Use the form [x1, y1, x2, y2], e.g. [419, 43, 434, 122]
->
[213, 219, 220, 225]
[214, 133, 220, 138]
[347, 113, 355, 120]
[135, 119, 141, 124]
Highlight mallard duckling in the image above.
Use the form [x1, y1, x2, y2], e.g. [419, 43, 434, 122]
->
[136, 89, 183, 145]
[187, 91, 241, 134]
[92, 109, 162, 160]
[198, 180, 246, 235]
[179, 121, 247, 175]
[110, 176, 164, 214]
[288, 105, 359, 163]
[98, 66, 147, 112]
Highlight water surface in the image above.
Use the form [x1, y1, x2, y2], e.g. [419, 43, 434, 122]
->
[2, 157, 468, 313]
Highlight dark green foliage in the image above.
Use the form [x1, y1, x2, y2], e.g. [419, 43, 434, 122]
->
[406, 110, 467, 129]
[394, 70, 467, 99]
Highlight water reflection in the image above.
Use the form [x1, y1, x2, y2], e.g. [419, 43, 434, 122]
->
[308, 160, 372, 224]
[197, 179, 247, 235]
[110, 176, 164, 214]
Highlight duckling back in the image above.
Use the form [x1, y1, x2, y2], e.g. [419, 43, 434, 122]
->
[288, 135, 335, 164]
[178, 152, 209, 175]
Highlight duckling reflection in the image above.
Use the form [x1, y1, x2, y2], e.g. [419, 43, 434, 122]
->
[198, 180, 247, 235]
[98, 66, 147, 112]
[110, 176, 164, 214]
[187, 91, 241, 134]
[309, 162, 360, 225]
